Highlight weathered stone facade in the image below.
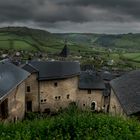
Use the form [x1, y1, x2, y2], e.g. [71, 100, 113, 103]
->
[109, 89, 125, 116]
[22, 61, 112, 115]
[25, 73, 39, 112]
[24, 73, 109, 113]
[76, 90, 104, 111]
[26, 76, 79, 113]
[0, 82, 26, 122]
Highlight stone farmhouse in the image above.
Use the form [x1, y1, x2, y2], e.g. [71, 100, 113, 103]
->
[22, 61, 110, 114]
[22, 61, 80, 113]
[0, 62, 30, 122]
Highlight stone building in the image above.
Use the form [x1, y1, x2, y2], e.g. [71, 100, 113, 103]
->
[0, 62, 30, 122]
[109, 70, 140, 116]
[22, 61, 80, 113]
[77, 71, 106, 112]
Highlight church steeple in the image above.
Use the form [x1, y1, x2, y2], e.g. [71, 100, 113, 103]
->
[59, 39, 69, 57]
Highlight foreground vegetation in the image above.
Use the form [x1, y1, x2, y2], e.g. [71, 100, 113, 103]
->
[0, 107, 140, 140]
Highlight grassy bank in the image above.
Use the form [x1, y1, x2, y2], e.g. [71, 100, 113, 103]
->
[0, 107, 140, 140]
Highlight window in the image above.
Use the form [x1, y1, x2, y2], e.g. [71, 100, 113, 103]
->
[54, 82, 58, 87]
[88, 90, 91, 94]
[67, 94, 70, 99]
[55, 96, 61, 100]
[41, 99, 43, 103]
[27, 86, 30, 92]
[83, 104, 85, 106]
[44, 99, 47, 102]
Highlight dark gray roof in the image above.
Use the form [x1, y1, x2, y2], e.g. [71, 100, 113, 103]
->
[0, 62, 30, 100]
[28, 61, 80, 80]
[99, 71, 115, 81]
[110, 70, 140, 115]
[79, 72, 106, 90]
[22, 63, 38, 74]
[81, 64, 95, 71]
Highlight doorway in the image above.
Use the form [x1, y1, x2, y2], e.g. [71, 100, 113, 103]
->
[0, 98, 8, 119]
[91, 101, 96, 111]
[27, 101, 32, 112]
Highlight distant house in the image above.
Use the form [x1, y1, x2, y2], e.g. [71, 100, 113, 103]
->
[109, 70, 140, 116]
[22, 61, 80, 113]
[77, 71, 107, 112]
[0, 62, 30, 122]
[81, 64, 95, 72]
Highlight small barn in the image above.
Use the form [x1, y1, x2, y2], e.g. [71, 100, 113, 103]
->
[0, 62, 30, 122]
[23, 61, 80, 113]
[77, 71, 106, 112]
[110, 70, 140, 116]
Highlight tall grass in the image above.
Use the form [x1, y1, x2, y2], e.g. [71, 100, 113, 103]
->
[0, 107, 140, 140]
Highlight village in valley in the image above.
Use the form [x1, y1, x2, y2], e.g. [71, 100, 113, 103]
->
[0, 37, 140, 123]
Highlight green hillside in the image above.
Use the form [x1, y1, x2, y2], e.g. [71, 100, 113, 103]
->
[57, 33, 140, 51]
[0, 27, 94, 54]
[0, 27, 62, 52]
[1, 27, 140, 53]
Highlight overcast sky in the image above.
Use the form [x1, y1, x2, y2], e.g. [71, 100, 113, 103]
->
[0, 0, 140, 33]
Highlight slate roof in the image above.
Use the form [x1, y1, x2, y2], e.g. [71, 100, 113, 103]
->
[79, 71, 106, 90]
[22, 63, 38, 74]
[99, 71, 115, 81]
[0, 62, 30, 100]
[26, 61, 80, 80]
[110, 70, 140, 115]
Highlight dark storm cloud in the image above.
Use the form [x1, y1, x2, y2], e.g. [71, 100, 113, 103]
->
[0, 0, 139, 23]
[56, 0, 140, 20]
[0, 0, 140, 33]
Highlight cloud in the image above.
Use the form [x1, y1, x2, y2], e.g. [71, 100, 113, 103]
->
[0, 0, 139, 33]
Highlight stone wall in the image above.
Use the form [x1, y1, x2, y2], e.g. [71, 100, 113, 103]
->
[39, 76, 79, 112]
[25, 73, 39, 112]
[109, 89, 125, 116]
[0, 81, 25, 122]
[76, 90, 104, 111]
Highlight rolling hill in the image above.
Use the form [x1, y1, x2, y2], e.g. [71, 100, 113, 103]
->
[56, 33, 140, 51]
[0, 27, 140, 53]
[0, 27, 94, 53]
